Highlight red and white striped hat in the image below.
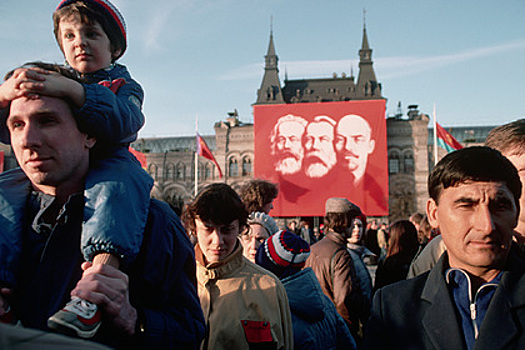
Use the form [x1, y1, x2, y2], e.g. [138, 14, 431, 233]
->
[256, 230, 310, 279]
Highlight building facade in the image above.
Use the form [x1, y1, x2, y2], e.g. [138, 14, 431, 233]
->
[0, 25, 496, 223]
[129, 26, 493, 222]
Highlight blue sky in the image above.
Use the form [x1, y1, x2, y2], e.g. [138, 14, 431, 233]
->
[1, 0, 524, 137]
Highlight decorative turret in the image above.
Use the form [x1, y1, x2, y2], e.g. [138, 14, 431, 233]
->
[356, 23, 382, 99]
[255, 28, 284, 104]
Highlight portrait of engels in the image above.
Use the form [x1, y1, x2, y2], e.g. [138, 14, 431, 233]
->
[303, 115, 337, 179]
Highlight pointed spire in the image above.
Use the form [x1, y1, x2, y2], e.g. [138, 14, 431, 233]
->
[266, 30, 276, 58]
[361, 26, 371, 52]
[361, 8, 370, 50]
[356, 15, 381, 99]
[256, 20, 284, 104]
[359, 15, 371, 61]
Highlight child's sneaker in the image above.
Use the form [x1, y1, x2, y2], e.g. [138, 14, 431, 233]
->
[47, 297, 101, 338]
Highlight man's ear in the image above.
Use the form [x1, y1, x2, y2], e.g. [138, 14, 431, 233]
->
[84, 135, 96, 149]
[426, 198, 439, 228]
[368, 139, 376, 154]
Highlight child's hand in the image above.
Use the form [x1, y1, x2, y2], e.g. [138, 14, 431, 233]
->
[31, 70, 86, 108]
[0, 68, 48, 108]
[0, 67, 85, 109]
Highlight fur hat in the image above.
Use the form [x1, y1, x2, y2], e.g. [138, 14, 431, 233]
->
[325, 197, 361, 216]
[255, 230, 310, 279]
[56, 0, 127, 59]
[247, 211, 279, 235]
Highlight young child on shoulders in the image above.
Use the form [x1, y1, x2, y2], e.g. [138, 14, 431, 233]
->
[0, 0, 152, 339]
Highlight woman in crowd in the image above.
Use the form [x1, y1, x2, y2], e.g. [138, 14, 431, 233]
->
[374, 220, 419, 291]
[240, 211, 279, 263]
[182, 183, 293, 350]
[346, 213, 375, 301]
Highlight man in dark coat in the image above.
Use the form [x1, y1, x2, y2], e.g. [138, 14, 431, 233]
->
[363, 146, 525, 350]
[305, 197, 370, 342]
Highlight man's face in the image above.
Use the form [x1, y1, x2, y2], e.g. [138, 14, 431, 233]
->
[304, 121, 337, 178]
[195, 218, 240, 264]
[502, 150, 525, 233]
[427, 181, 517, 274]
[335, 115, 375, 180]
[8, 96, 94, 196]
[272, 121, 305, 175]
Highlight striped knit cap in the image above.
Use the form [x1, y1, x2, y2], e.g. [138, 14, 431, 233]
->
[255, 230, 310, 279]
[56, 0, 127, 59]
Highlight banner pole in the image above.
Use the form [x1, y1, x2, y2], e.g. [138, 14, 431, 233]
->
[195, 114, 198, 197]
[433, 103, 438, 166]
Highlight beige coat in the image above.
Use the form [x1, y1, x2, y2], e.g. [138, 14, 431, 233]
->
[196, 241, 293, 350]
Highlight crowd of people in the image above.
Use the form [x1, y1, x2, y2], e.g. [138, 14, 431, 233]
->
[0, 0, 524, 349]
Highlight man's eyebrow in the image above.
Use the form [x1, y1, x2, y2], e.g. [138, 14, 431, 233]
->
[453, 197, 478, 204]
[6, 114, 18, 123]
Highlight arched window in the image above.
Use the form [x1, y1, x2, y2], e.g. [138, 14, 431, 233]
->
[242, 157, 252, 176]
[229, 158, 239, 177]
[148, 164, 158, 180]
[165, 163, 175, 181]
[176, 163, 185, 180]
[389, 153, 400, 174]
[403, 152, 414, 173]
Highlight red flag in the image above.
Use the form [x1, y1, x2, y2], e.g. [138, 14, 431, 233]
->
[129, 146, 147, 168]
[197, 133, 223, 178]
[436, 122, 463, 153]
[0, 151, 4, 173]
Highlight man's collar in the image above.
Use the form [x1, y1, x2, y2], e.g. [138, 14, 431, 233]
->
[30, 191, 83, 233]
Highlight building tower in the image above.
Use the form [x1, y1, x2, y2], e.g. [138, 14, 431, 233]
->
[256, 28, 284, 104]
[356, 24, 382, 99]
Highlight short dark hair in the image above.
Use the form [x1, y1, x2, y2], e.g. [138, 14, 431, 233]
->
[428, 146, 521, 208]
[240, 179, 278, 213]
[182, 183, 249, 234]
[324, 211, 358, 234]
[485, 119, 525, 155]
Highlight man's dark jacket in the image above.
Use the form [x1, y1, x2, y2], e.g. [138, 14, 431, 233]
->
[363, 249, 525, 350]
[305, 230, 370, 336]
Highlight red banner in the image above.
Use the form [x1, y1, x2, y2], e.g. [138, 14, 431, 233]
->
[197, 133, 223, 178]
[254, 100, 388, 217]
[0, 151, 3, 173]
